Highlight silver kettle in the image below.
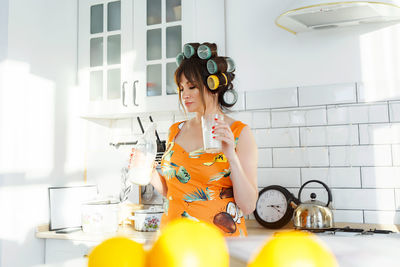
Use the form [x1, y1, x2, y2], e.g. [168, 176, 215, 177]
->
[291, 180, 334, 230]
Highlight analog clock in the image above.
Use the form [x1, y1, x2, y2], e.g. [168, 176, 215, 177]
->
[254, 185, 296, 229]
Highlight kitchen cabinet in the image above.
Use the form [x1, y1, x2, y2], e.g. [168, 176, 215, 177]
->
[78, 0, 225, 119]
[44, 239, 96, 264]
[37, 224, 155, 264]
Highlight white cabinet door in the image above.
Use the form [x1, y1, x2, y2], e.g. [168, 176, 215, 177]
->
[132, 0, 182, 113]
[78, 0, 135, 117]
[45, 239, 97, 264]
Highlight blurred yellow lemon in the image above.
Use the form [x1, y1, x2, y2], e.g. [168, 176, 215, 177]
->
[146, 218, 229, 267]
[248, 230, 338, 267]
[88, 236, 145, 267]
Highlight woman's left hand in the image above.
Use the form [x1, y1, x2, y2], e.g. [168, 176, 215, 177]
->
[212, 118, 236, 159]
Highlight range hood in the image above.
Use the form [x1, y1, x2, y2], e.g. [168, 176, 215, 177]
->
[276, 0, 400, 34]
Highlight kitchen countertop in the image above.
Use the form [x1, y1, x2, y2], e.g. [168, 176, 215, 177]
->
[230, 221, 400, 267]
[36, 220, 400, 267]
[35, 223, 157, 245]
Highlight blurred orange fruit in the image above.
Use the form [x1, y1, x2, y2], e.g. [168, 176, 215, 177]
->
[146, 218, 229, 267]
[88, 236, 145, 267]
[248, 230, 338, 267]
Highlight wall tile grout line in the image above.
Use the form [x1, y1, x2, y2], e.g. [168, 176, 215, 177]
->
[244, 91, 247, 111]
[298, 126, 301, 147]
[256, 120, 399, 130]
[269, 108, 272, 128]
[355, 82, 359, 103]
[391, 144, 394, 166]
[249, 99, 390, 112]
[271, 148, 274, 168]
[256, 144, 396, 149]
[362, 210, 365, 224]
[325, 104, 329, 125]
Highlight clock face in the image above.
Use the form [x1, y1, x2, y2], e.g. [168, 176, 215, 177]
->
[256, 189, 288, 223]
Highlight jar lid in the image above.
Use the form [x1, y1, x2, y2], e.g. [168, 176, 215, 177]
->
[135, 207, 164, 214]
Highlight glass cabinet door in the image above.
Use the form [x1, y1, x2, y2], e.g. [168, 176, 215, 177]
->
[145, 0, 181, 98]
[88, 1, 122, 102]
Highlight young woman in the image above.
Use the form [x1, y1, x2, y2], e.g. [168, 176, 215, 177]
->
[150, 43, 258, 237]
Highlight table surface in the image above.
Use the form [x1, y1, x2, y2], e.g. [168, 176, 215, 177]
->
[36, 220, 400, 267]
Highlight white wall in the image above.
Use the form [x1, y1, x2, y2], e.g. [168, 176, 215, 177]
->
[0, 0, 80, 266]
[226, 0, 400, 92]
[0, 0, 8, 61]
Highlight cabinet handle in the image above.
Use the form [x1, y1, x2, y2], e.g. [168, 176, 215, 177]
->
[133, 80, 139, 107]
[122, 81, 128, 107]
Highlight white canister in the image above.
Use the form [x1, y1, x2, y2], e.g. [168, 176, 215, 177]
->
[81, 200, 120, 233]
[129, 207, 163, 232]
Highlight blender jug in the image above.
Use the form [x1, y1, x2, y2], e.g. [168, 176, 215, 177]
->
[128, 122, 157, 185]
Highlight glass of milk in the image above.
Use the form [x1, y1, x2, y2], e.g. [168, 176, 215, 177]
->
[201, 113, 224, 153]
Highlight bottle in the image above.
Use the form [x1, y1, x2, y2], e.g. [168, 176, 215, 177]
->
[128, 122, 157, 185]
[207, 73, 228, 90]
[207, 57, 236, 74]
[197, 43, 217, 60]
[183, 43, 200, 58]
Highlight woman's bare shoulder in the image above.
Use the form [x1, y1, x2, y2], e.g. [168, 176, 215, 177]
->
[223, 115, 236, 126]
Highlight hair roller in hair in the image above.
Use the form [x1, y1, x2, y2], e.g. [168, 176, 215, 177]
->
[207, 73, 228, 90]
[176, 52, 185, 66]
[207, 57, 236, 74]
[225, 57, 236, 72]
[183, 43, 200, 58]
[223, 89, 238, 105]
[197, 43, 217, 60]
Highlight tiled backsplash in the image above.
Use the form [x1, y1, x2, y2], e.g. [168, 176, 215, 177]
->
[112, 82, 400, 224]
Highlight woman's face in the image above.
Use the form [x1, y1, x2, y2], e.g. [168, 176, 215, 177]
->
[179, 74, 217, 114]
[179, 74, 203, 113]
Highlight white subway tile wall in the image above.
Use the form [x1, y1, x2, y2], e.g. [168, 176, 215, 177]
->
[252, 111, 271, 129]
[301, 167, 361, 188]
[361, 167, 400, 188]
[254, 128, 299, 147]
[298, 83, 357, 106]
[392, 145, 400, 166]
[142, 82, 400, 224]
[273, 147, 329, 167]
[389, 101, 400, 122]
[357, 81, 400, 102]
[332, 210, 364, 224]
[257, 168, 301, 188]
[246, 87, 298, 109]
[327, 103, 388, 125]
[257, 148, 273, 167]
[329, 145, 392, 167]
[359, 123, 400, 145]
[332, 189, 395, 210]
[300, 125, 359, 146]
[271, 107, 327, 127]
[364, 211, 400, 224]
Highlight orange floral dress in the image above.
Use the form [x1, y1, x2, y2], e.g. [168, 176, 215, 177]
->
[160, 120, 248, 237]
